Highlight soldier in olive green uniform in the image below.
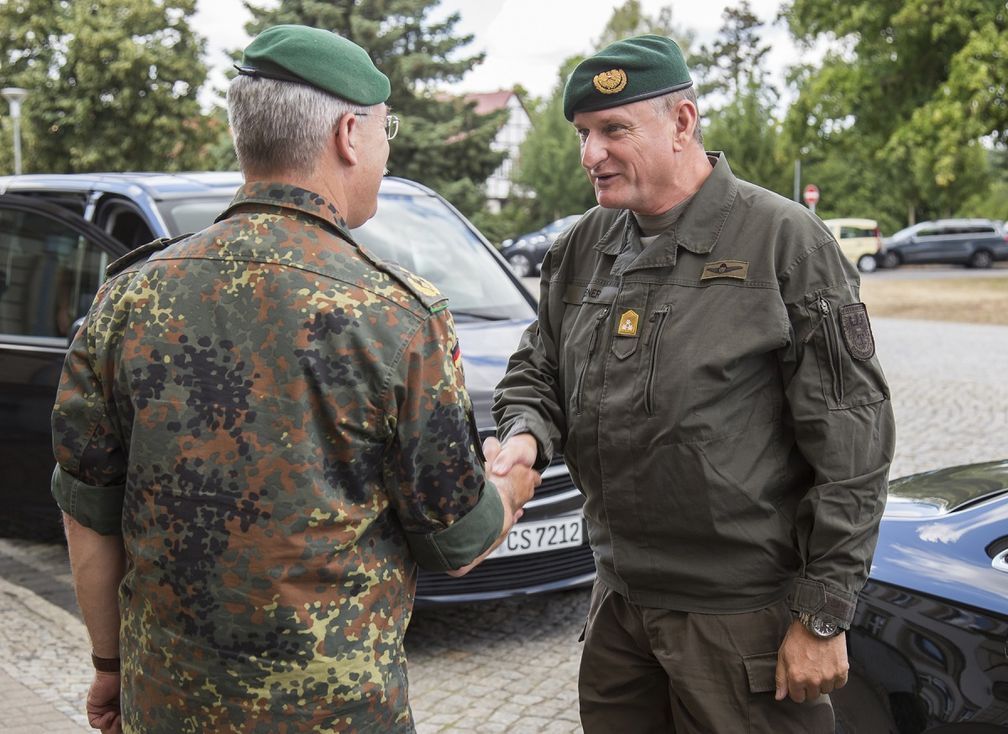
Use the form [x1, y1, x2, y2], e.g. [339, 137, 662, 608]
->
[492, 36, 895, 733]
[52, 26, 537, 734]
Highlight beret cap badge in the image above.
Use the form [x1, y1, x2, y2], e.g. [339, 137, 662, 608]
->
[593, 69, 628, 95]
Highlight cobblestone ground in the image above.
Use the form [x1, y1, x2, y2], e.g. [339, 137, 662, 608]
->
[1, 316, 1006, 732]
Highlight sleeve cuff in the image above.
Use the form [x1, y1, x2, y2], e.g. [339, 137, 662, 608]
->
[787, 577, 858, 629]
[404, 480, 505, 572]
[51, 465, 124, 536]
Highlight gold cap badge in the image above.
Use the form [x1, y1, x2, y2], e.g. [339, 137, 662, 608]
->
[617, 309, 639, 337]
[593, 69, 627, 95]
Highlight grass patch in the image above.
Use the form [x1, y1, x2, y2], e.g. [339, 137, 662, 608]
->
[860, 276, 1008, 325]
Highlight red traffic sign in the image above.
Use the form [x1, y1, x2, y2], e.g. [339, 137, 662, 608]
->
[803, 184, 820, 207]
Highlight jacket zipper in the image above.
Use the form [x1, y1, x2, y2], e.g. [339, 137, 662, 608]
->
[575, 307, 609, 415]
[644, 304, 671, 415]
[818, 297, 844, 404]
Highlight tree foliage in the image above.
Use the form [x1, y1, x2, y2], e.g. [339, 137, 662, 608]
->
[692, 2, 790, 196]
[0, 0, 213, 174]
[782, 0, 1007, 224]
[243, 0, 505, 216]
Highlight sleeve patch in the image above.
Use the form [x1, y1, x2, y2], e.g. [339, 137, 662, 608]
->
[839, 303, 876, 361]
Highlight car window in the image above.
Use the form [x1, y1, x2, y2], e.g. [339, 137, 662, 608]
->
[839, 226, 872, 239]
[353, 193, 535, 320]
[0, 207, 110, 339]
[157, 196, 234, 237]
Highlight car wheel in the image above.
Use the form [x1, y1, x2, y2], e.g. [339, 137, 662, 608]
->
[879, 251, 900, 269]
[968, 249, 993, 269]
[506, 253, 532, 277]
[857, 254, 878, 273]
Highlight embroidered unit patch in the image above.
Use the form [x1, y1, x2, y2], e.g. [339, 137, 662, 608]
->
[839, 303, 875, 360]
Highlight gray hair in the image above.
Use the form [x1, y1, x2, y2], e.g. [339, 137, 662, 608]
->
[650, 87, 704, 146]
[227, 75, 368, 176]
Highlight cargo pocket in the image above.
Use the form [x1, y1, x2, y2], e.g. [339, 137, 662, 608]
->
[804, 292, 886, 410]
[742, 651, 779, 694]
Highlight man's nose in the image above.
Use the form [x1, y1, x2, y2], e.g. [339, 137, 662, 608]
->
[580, 135, 605, 170]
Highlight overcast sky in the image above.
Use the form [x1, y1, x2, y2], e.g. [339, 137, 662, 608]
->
[192, 0, 799, 106]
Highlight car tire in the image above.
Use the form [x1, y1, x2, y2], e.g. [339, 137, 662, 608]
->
[506, 253, 533, 278]
[879, 251, 900, 269]
[857, 254, 878, 273]
[968, 249, 993, 269]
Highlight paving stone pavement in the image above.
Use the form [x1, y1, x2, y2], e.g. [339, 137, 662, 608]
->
[1, 316, 1006, 732]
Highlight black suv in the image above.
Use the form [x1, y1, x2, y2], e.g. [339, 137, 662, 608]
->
[879, 218, 1008, 269]
[0, 172, 595, 604]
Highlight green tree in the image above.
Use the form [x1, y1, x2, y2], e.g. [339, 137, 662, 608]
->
[0, 0, 213, 174]
[243, 0, 505, 216]
[782, 0, 1007, 225]
[514, 58, 596, 227]
[692, 2, 790, 195]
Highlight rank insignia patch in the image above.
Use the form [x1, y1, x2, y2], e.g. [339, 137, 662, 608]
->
[593, 69, 628, 94]
[617, 309, 639, 337]
[839, 303, 875, 360]
[700, 260, 749, 281]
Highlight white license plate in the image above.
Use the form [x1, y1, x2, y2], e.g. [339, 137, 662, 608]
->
[489, 517, 585, 559]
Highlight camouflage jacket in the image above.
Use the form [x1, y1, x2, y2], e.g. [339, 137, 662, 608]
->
[52, 182, 504, 733]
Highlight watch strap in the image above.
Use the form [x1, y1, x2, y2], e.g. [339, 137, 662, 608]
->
[91, 652, 121, 673]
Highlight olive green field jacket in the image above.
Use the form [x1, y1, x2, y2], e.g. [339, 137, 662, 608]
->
[493, 154, 896, 627]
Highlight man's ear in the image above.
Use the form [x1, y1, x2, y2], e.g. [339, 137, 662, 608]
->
[673, 99, 698, 151]
[334, 112, 358, 166]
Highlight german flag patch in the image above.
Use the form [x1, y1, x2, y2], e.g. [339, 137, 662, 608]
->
[451, 339, 462, 368]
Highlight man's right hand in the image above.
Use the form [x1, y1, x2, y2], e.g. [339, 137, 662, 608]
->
[483, 436, 539, 522]
[490, 432, 538, 475]
[445, 437, 539, 577]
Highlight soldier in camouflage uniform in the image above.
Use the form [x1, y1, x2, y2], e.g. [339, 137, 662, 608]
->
[51, 25, 537, 734]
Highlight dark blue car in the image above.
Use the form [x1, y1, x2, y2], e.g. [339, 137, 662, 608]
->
[0, 172, 595, 603]
[833, 460, 1008, 733]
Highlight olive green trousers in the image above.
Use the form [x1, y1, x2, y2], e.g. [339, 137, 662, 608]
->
[578, 578, 835, 733]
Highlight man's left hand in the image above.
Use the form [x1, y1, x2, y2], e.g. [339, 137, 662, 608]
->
[774, 620, 848, 703]
[86, 671, 122, 733]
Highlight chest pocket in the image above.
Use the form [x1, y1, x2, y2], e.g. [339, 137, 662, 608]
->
[611, 306, 645, 360]
[561, 283, 617, 414]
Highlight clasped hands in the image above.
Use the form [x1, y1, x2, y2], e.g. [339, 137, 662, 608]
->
[482, 432, 540, 526]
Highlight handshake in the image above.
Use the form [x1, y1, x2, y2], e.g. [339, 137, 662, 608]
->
[449, 433, 541, 577]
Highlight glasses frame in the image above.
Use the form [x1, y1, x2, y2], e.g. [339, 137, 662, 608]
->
[354, 111, 399, 141]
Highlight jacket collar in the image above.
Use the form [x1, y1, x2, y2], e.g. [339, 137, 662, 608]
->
[218, 181, 355, 244]
[593, 152, 738, 270]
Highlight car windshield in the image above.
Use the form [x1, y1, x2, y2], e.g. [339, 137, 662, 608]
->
[354, 193, 534, 321]
[888, 224, 920, 243]
[156, 188, 534, 322]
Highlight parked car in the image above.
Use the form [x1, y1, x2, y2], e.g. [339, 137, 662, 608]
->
[823, 217, 883, 273]
[0, 172, 595, 603]
[500, 214, 581, 277]
[834, 459, 1008, 733]
[879, 218, 1008, 269]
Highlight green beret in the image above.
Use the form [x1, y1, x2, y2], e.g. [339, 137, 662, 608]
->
[563, 35, 692, 121]
[237, 25, 390, 106]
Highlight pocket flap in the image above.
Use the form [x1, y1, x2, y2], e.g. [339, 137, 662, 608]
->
[742, 651, 778, 694]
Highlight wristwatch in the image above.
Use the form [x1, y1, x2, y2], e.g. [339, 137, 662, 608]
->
[797, 611, 842, 638]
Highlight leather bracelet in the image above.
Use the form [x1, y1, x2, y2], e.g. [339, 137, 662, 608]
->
[91, 652, 121, 673]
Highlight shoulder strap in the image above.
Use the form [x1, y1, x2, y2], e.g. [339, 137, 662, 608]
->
[105, 233, 192, 278]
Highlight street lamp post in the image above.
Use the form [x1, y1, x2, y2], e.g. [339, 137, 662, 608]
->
[2, 87, 29, 175]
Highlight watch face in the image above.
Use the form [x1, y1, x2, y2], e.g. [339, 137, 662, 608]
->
[811, 616, 838, 637]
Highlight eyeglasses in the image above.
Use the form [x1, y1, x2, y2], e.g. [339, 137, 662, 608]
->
[355, 111, 399, 141]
